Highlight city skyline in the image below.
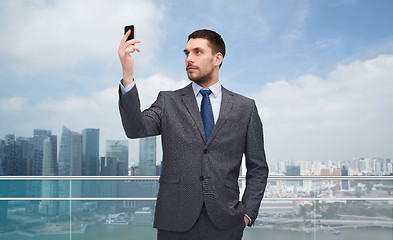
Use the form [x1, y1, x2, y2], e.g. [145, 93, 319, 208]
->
[1, 128, 392, 177]
[1, 126, 392, 238]
[1, 127, 392, 167]
[1, 1, 393, 162]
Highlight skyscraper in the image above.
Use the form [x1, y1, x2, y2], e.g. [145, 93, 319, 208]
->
[59, 126, 82, 176]
[0, 135, 33, 176]
[0, 136, 35, 214]
[0, 180, 7, 223]
[341, 165, 349, 190]
[106, 140, 129, 176]
[42, 136, 58, 176]
[98, 156, 118, 213]
[104, 140, 129, 212]
[0, 138, 22, 176]
[40, 135, 59, 216]
[286, 165, 301, 176]
[100, 156, 118, 176]
[32, 129, 52, 176]
[58, 126, 82, 215]
[286, 165, 302, 186]
[82, 128, 100, 176]
[139, 136, 157, 176]
[20, 138, 34, 176]
[5, 134, 15, 145]
[82, 128, 100, 198]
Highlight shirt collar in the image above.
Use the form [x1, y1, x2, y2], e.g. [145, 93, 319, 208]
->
[192, 81, 221, 98]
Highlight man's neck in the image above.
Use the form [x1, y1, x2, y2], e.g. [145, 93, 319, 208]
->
[197, 78, 219, 88]
[194, 71, 220, 88]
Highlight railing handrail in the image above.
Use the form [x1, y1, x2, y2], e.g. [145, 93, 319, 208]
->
[1, 197, 392, 201]
[0, 176, 392, 180]
[1, 176, 392, 201]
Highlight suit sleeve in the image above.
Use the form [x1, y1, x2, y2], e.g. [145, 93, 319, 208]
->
[242, 100, 269, 226]
[118, 84, 164, 138]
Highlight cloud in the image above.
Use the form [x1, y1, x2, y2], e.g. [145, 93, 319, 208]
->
[135, 73, 190, 109]
[253, 54, 393, 161]
[0, 0, 167, 77]
[1, 55, 392, 162]
[0, 97, 28, 112]
[275, 0, 310, 41]
[314, 38, 340, 49]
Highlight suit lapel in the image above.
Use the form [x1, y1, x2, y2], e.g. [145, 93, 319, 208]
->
[206, 86, 234, 145]
[181, 84, 234, 144]
[181, 84, 206, 141]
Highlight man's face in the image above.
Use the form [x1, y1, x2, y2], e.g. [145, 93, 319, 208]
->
[184, 38, 217, 84]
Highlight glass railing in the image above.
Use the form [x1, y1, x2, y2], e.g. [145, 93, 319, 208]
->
[0, 176, 392, 240]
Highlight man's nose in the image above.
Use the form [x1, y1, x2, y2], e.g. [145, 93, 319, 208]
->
[186, 54, 194, 63]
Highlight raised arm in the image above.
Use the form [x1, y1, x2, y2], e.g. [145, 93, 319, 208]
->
[118, 30, 142, 88]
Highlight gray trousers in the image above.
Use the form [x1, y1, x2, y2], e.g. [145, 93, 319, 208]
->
[157, 206, 245, 240]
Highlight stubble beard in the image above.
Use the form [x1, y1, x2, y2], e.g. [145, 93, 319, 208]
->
[187, 68, 214, 87]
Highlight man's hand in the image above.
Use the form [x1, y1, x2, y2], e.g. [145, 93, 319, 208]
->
[118, 30, 142, 88]
[244, 215, 250, 227]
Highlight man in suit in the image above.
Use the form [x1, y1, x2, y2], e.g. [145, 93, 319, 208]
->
[118, 29, 268, 239]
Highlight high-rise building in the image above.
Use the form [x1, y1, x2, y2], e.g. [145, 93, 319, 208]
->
[341, 165, 349, 190]
[32, 129, 52, 176]
[104, 140, 129, 213]
[0, 180, 7, 223]
[0, 138, 10, 223]
[286, 165, 302, 186]
[82, 128, 100, 176]
[359, 158, 371, 173]
[0, 139, 22, 176]
[5, 134, 15, 145]
[58, 126, 82, 215]
[106, 140, 129, 176]
[82, 128, 100, 198]
[312, 161, 322, 174]
[39, 135, 59, 216]
[21, 138, 34, 176]
[0, 139, 4, 176]
[59, 126, 82, 176]
[100, 156, 119, 176]
[0, 137, 34, 212]
[286, 165, 300, 176]
[139, 136, 157, 176]
[0, 136, 33, 176]
[98, 156, 118, 213]
[42, 136, 58, 176]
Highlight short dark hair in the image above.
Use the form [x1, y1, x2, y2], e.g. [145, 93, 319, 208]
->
[188, 29, 226, 60]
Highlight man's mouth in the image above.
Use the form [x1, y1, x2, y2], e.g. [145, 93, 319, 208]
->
[187, 65, 198, 71]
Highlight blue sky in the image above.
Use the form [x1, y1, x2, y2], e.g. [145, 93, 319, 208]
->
[1, 0, 393, 163]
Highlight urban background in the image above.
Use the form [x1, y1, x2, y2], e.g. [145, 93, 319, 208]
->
[1, 0, 393, 239]
[0, 128, 392, 239]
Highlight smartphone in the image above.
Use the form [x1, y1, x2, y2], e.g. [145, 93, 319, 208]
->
[124, 25, 134, 41]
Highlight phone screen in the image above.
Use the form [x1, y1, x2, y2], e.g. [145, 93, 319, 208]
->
[124, 25, 134, 41]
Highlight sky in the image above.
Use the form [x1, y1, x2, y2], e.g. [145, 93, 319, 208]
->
[1, 0, 393, 163]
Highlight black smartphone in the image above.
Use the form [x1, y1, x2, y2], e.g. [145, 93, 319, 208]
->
[124, 25, 134, 41]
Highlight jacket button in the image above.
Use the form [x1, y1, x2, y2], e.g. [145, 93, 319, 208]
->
[203, 149, 208, 154]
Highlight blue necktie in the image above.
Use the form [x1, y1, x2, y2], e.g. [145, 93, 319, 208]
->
[200, 89, 214, 140]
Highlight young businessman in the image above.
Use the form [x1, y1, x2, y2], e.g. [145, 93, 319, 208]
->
[118, 29, 268, 239]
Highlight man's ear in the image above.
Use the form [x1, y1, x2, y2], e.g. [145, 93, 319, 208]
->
[215, 52, 223, 67]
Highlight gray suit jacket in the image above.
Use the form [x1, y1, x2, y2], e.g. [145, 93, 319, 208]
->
[119, 83, 268, 232]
